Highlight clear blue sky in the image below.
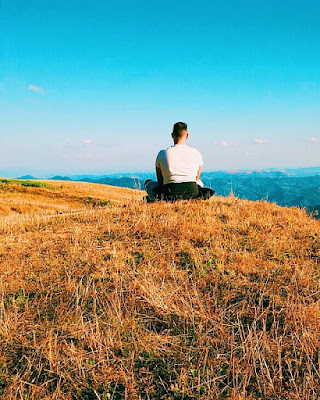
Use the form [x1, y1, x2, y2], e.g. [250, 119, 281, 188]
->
[1, 0, 320, 176]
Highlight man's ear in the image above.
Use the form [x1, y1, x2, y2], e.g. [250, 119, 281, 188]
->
[186, 133, 189, 139]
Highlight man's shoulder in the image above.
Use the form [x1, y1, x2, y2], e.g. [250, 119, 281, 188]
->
[158, 145, 202, 156]
[156, 148, 167, 157]
[157, 146, 174, 156]
[187, 146, 203, 165]
[156, 149, 167, 165]
[186, 145, 202, 155]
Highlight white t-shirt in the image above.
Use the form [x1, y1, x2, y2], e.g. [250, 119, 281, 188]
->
[156, 144, 204, 185]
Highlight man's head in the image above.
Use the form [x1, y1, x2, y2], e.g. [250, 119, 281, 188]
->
[171, 122, 188, 144]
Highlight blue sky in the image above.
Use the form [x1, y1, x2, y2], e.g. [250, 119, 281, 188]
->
[1, 0, 320, 176]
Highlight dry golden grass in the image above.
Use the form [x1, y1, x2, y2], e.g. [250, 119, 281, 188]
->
[0, 180, 319, 399]
[0, 180, 141, 236]
[0, 180, 141, 215]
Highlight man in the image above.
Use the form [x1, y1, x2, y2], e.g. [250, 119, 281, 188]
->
[144, 122, 215, 202]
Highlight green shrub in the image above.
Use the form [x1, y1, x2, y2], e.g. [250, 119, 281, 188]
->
[0, 179, 54, 189]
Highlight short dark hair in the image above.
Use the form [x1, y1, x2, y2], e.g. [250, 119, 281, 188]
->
[172, 122, 187, 139]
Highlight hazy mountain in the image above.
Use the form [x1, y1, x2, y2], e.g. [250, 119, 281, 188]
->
[50, 175, 72, 181]
[211, 167, 320, 178]
[16, 175, 39, 180]
[201, 174, 320, 207]
[83, 176, 143, 190]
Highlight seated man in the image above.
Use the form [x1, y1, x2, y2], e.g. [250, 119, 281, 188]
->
[144, 121, 215, 202]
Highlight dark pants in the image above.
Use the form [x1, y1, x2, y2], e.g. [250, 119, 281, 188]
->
[146, 180, 215, 202]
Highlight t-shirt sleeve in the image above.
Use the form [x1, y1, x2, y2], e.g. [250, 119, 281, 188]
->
[155, 150, 163, 168]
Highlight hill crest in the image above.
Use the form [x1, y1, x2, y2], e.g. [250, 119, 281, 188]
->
[0, 179, 319, 398]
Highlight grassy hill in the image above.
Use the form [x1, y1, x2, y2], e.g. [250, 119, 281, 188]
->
[0, 179, 319, 399]
[306, 205, 320, 220]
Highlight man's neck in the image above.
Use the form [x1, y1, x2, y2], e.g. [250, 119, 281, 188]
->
[174, 139, 187, 145]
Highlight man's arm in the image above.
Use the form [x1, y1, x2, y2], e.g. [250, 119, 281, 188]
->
[196, 165, 203, 181]
[156, 166, 164, 185]
[196, 150, 204, 182]
[155, 150, 164, 185]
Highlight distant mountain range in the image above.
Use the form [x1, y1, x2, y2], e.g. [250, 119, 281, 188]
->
[16, 167, 320, 218]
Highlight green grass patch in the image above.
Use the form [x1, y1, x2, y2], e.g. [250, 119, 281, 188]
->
[85, 197, 112, 207]
[0, 179, 54, 189]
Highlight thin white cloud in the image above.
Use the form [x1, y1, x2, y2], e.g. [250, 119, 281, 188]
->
[309, 136, 319, 143]
[252, 138, 269, 144]
[215, 140, 229, 147]
[214, 140, 239, 148]
[28, 84, 44, 94]
[80, 139, 96, 145]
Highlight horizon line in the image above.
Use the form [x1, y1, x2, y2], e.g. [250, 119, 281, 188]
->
[1, 165, 320, 179]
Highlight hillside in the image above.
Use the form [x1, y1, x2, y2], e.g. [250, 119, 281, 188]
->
[0, 179, 319, 399]
[10, 167, 320, 209]
[0, 178, 141, 219]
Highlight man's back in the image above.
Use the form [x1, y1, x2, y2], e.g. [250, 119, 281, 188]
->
[156, 144, 203, 185]
[144, 121, 214, 202]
